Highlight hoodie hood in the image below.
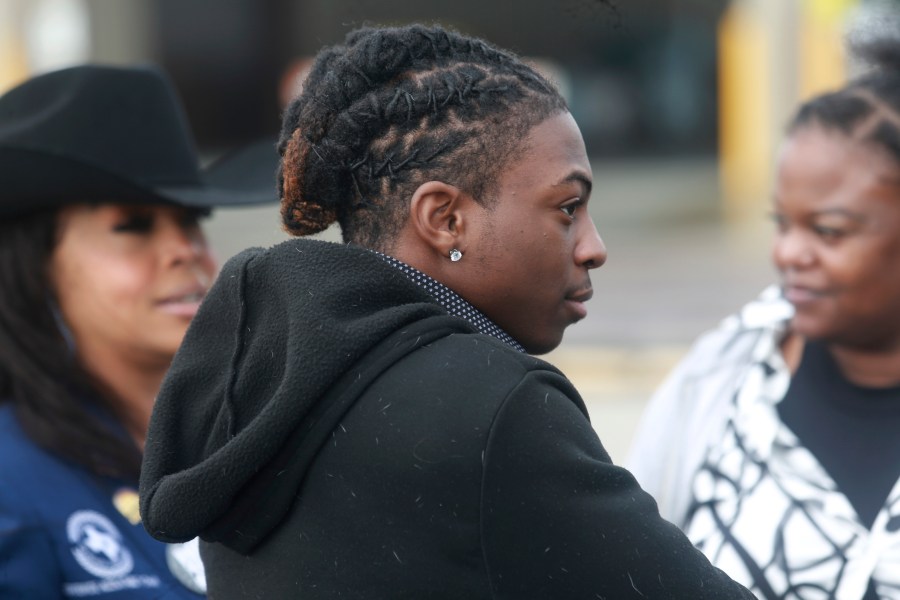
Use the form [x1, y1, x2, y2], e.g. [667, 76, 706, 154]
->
[139, 238, 466, 552]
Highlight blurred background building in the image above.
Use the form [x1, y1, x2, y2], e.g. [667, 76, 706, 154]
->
[0, 0, 882, 458]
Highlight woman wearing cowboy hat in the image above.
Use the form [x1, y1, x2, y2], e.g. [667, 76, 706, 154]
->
[0, 64, 274, 597]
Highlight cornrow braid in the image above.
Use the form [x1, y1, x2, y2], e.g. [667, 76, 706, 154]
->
[789, 21, 900, 165]
[278, 24, 567, 248]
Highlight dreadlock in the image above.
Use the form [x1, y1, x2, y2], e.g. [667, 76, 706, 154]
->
[278, 24, 568, 250]
[790, 21, 900, 164]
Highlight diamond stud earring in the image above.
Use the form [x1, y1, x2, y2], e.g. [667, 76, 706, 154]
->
[449, 248, 463, 262]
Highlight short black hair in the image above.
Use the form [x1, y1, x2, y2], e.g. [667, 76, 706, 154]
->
[278, 23, 568, 250]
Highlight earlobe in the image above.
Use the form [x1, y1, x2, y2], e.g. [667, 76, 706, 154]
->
[408, 181, 472, 258]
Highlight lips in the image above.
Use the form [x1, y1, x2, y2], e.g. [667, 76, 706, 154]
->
[566, 287, 594, 303]
[564, 287, 593, 320]
[156, 284, 208, 318]
[782, 283, 826, 305]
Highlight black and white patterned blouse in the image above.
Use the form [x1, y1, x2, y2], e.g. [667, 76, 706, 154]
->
[376, 253, 526, 353]
[629, 285, 900, 600]
[665, 287, 900, 600]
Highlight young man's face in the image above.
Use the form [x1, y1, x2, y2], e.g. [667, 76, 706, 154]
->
[456, 111, 607, 354]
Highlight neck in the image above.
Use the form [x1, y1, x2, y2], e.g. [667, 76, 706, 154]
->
[77, 345, 170, 449]
[827, 342, 900, 388]
[781, 332, 900, 387]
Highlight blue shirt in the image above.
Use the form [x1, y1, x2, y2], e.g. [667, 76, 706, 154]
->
[0, 403, 204, 598]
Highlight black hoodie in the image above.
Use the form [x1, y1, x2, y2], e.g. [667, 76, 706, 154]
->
[140, 238, 752, 599]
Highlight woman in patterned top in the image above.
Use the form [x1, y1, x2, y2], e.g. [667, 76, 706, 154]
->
[628, 20, 900, 600]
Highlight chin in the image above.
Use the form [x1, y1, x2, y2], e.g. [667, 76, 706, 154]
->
[522, 335, 564, 356]
[789, 316, 830, 341]
[150, 333, 189, 360]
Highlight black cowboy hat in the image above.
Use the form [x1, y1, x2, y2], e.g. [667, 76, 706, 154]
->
[0, 64, 279, 218]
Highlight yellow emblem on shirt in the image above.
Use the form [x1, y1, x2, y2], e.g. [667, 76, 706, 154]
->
[112, 488, 141, 525]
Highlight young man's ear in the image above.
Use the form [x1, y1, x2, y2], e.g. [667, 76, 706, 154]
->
[407, 181, 477, 258]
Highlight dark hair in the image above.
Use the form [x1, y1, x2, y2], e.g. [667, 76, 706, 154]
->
[0, 211, 142, 479]
[789, 26, 900, 163]
[278, 24, 568, 249]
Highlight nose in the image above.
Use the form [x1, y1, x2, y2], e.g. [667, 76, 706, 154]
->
[772, 226, 814, 272]
[576, 216, 607, 269]
[158, 212, 210, 266]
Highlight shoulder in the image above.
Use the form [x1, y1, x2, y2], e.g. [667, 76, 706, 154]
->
[367, 331, 587, 437]
[677, 285, 791, 379]
[626, 286, 791, 520]
[0, 402, 97, 505]
[640, 285, 791, 423]
[436, 333, 591, 433]
[221, 238, 386, 281]
[0, 402, 49, 471]
[431, 332, 566, 373]
[416, 332, 578, 400]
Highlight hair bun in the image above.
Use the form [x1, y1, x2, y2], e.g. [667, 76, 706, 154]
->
[847, 2, 900, 75]
[280, 129, 339, 236]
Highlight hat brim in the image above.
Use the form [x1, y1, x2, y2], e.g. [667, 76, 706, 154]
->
[0, 144, 279, 218]
[202, 137, 280, 198]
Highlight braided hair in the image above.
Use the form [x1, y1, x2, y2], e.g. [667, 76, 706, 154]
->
[790, 17, 900, 163]
[278, 24, 568, 249]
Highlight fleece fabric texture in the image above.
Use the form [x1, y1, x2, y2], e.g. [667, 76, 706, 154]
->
[140, 239, 450, 544]
[140, 238, 753, 599]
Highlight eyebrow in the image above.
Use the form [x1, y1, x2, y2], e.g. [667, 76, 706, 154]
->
[554, 171, 593, 195]
[813, 208, 866, 222]
[772, 202, 867, 223]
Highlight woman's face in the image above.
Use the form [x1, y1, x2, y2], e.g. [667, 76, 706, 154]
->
[49, 203, 217, 368]
[459, 111, 607, 354]
[772, 126, 900, 348]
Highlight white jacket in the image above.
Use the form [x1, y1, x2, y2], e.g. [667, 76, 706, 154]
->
[627, 286, 900, 600]
[627, 285, 792, 526]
